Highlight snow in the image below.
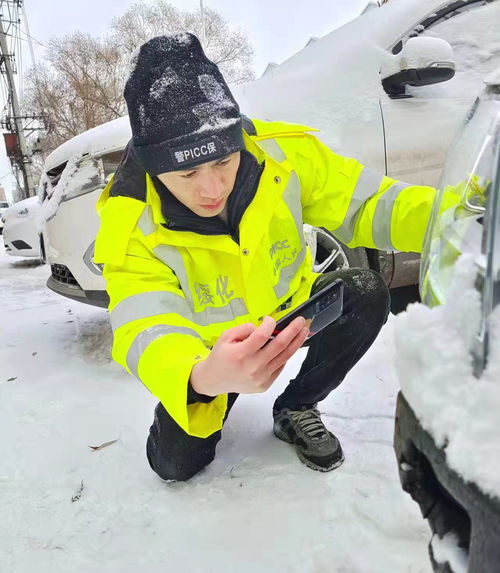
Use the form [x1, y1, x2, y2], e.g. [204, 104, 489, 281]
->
[149, 69, 179, 101]
[199, 74, 233, 107]
[2, 195, 39, 219]
[234, 0, 500, 179]
[43, 116, 131, 172]
[0, 243, 433, 573]
[431, 533, 468, 573]
[128, 33, 192, 77]
[381, 36, 454, 81]
[485, 66, 500, 87]
[194, 116, 241, 134]
[37, 157, 98, 227]
[191, 74, 241, 133]
[408, 0, 500, 99]
[394, 253, 500, 499]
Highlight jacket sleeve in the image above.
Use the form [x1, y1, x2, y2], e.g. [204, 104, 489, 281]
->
[94, 196, 228, 439]
[294, 134, 460, 253]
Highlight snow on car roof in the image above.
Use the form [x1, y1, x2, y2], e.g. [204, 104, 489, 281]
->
[235, 0, 460, 152]
[44, 116, 131, 171]
[237, 0, 457, 88]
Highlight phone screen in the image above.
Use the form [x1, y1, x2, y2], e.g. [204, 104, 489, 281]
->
[271, 278, 344, 342]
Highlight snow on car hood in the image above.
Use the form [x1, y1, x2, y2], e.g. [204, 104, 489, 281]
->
[394, 253, 500, 499]
[37, 157, 100, 228]
[2, 195, 39, 221]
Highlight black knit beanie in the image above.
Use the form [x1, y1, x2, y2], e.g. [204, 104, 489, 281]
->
[124, 33, 244, 175]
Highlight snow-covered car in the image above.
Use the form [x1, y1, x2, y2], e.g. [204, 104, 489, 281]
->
[393, 71, 500, 572]
[0, 200, 9, 234]
[39, 0, 500, 307]
[2, 196, 41, 258]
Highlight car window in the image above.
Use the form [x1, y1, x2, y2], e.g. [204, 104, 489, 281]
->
[0, 201, 8, 208]
[41, 150, 124, 201]
[101, 151, 124, 178]
[440, 101, 499, 216]
[391, 0, 491, 54]
[45, 162, 67, 189]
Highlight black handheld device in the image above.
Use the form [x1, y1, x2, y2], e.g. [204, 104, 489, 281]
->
[271, 278, 344, 341]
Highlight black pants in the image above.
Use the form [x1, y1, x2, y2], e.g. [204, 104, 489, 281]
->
[146, 268, 390, 481]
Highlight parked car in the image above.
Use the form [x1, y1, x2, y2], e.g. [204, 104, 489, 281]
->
[2, 196, 41, 258]
[39, 0, 500, 307]
[394, 70, 500, 572]
[0, 200, 9, 234]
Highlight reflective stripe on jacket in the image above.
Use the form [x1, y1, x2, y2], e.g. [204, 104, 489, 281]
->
[94, 118, 459, 438]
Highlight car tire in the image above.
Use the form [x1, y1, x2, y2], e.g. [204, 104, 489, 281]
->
[312, 226, 369, 273]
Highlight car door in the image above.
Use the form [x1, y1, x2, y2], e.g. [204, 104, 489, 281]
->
[380, 0, 500, 187]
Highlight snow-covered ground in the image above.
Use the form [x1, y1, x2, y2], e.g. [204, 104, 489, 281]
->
[0, 242, 432, 573]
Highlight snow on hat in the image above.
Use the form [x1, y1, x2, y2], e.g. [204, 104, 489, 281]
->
[124, 33, 244, 175]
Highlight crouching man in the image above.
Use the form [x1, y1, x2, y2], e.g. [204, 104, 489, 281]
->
[94, 33, 458, 480]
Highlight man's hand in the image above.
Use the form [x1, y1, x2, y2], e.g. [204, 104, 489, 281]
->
[190, 316, 309, 396]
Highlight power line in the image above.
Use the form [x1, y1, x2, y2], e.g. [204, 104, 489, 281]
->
[0, 0, 38, 199]
[21, 1, 39, 70]
[3, 27, 46, 47]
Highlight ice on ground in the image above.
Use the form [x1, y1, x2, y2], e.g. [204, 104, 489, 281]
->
[0, 243, 431, 573]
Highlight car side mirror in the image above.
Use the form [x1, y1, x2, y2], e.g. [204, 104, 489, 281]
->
[381, 37, 455, 99]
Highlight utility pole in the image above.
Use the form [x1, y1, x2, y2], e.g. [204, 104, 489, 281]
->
[199, 0, 206, 48]
[0, 0, 39, 200]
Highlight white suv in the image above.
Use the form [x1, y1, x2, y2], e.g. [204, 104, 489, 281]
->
[39, 0, 500, 307]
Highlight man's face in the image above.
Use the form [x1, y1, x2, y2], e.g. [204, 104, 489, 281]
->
[158, 152, 241, 217]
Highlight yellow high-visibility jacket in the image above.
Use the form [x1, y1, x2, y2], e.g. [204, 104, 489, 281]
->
[94, 119, 459, 438]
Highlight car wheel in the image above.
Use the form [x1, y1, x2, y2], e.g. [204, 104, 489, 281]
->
[309, 226, 369, 273]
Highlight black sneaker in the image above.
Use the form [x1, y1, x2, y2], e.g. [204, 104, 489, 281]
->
[273, 405, 344, 472]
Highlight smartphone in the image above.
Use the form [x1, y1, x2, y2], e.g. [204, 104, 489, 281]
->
[271, 278, 344, 342]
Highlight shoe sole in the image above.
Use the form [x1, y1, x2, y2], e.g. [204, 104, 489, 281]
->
[273, 425, 345, 472]
[297, 448, 345, 472]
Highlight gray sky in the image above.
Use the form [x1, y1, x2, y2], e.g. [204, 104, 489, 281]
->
[1, 0, 368, 199]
